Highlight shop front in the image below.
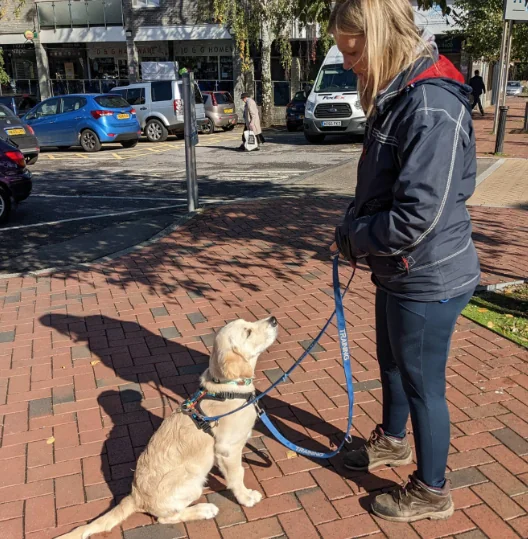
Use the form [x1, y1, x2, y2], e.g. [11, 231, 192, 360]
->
[173, 40, 234, 93]
[87, 41, 169, 82]
[0, 43, 39, 96]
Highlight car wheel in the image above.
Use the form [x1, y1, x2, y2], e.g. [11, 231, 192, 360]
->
[26, 154, 39, 166]
[222, 125, 235, 131]
[145, 119, 168, 142]
[304, 132, 325, 143]
[202, 118, 214, 135]
[80, 129, 102, 152]
[121, 140, 138, 149]
[0, 188, 12, 225]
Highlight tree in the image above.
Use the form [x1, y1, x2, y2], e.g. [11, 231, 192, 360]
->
[208, 0, 454, 127]
[450, 0, 528, 62]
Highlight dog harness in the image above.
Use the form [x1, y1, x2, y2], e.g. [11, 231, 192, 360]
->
[179, 387, 255, 437]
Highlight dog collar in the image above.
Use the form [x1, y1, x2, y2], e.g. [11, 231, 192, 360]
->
[211, 377, 253, 386]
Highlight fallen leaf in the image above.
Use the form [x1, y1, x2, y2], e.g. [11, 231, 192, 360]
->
[286, 450, 298, 459]
[505, 289, 513, 294]
[90, 360, 101, 366]
[487, 321, 494, 328]
[478, 308, 489, 313]
[505, 314, 514, 318]
[46, 437, 55, 445]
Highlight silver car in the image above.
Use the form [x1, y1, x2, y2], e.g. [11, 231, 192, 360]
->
[506, 81, 523, 97]
[111, 80, 207, 142]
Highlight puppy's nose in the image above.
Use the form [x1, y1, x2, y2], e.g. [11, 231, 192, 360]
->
[268, 316, 278, 327]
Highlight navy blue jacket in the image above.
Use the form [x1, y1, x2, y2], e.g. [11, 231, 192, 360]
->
[335, 54, 480, 301]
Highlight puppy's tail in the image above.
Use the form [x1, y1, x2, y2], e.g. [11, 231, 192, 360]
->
[54, 494, 138, 539]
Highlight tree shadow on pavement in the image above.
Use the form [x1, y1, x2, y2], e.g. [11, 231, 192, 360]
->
[40, 313, 398, 513]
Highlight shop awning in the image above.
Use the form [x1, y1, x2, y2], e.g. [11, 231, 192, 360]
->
[38, 24, 231, 44]
[0, 34, 30, 45]
[135, 25, 231, 41]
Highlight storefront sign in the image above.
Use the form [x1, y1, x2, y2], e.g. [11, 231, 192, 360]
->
[87, 42, 169, 59]
[173, 40, 233, 57]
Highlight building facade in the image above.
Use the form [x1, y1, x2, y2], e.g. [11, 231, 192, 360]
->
[0, 0, 486, 119]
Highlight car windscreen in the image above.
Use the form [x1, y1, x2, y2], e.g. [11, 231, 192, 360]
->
[508, 82, 521, 87]
[0, 104, 16, 118]
[292, 91, 307, 102]
[315, 64, 358, 93]
[95, 95, 130, 108]
[214, 92, 233, 104]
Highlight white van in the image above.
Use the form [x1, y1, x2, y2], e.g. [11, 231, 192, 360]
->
[111, 80, 207, 142]
[303, 45, 366, 143]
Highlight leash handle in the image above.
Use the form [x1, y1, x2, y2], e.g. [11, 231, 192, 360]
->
[201, 257, 355, 440]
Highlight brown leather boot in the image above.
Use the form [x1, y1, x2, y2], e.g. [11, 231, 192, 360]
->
[371, 472, 454, 522]
[343, 425, 412, 471]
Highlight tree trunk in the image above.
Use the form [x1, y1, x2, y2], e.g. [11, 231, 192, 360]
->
[260, 18, 273, 128]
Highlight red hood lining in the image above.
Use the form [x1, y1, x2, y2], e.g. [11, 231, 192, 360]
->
[408, 55, 465, 86]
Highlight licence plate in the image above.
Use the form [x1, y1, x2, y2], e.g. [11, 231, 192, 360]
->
[117, 113, 130, 120]
[322, 121, 341, 127]
[224, 108, 233, 113]
[6, 128, 25, 136]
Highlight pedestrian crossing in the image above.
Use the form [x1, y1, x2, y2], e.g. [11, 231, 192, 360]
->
[209, 169, 306, 182]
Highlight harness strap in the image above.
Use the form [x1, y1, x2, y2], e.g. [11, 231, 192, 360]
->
[181, 388, 255, 437]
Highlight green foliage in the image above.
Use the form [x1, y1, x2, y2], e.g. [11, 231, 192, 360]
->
[450, 0, 528, 61]
[0, 0, 27, 83]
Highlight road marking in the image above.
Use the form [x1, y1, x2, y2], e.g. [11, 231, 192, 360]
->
[112, 153, 125, 160]
[0, 204, 187, 231]
[75, 153, 89, 159]
[32, 194, 187, 201]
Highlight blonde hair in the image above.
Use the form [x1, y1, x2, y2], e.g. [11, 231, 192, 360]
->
[328, 0, 428, 116]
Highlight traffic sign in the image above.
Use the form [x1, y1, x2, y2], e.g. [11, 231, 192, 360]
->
[504, 0, 528, 21]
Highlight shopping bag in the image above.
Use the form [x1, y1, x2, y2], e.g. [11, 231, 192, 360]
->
[243, 130, 259, 152]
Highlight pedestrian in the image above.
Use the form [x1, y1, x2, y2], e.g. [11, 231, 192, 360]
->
[469, 70, 486, 116]
[329, 0, 480, 524]
[240, 92, 264, 151]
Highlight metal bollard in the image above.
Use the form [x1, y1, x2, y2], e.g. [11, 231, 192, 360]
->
[524, 102, 528, 133]
[494, 106, 509, 154]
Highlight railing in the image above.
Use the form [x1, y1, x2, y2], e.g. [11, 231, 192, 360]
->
[0, 80, 41, 97]
[36, 0, 123, 29]
[196, 80, 235, 95]
[50, 78, 129, 95]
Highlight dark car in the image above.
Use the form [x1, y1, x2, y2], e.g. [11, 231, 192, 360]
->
[0, 104, 40, 165]
[286, 90, 308, 132]
[0, 137, 32, 224]
[0, 95, 39, 118]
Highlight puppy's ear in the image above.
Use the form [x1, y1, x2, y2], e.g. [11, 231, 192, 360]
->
[220, 349, 254, 380]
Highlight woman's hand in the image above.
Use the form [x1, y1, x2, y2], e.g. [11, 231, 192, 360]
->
[330, 241, 357, 269]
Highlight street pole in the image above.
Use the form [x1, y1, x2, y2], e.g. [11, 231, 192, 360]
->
[493, 20, 513, 134]
[182, 72, 199, 212]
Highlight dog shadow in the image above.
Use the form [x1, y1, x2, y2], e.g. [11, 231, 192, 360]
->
[41, 313, 398, 514]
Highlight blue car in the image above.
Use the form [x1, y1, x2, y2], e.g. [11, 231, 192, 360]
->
[23, 94, 141, 152]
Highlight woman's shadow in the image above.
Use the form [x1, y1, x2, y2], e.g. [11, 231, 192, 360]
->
[41, 313, 398, 512]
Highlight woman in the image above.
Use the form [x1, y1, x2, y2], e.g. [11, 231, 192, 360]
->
[240, 93, 265, 150]
[329, 0, 480, 523]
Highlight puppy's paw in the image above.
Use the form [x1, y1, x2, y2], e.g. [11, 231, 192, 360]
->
[237, 489, 263, 507]
[202, 504, 220, 520]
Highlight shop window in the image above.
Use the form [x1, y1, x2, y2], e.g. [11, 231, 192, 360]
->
[151, 81, 173, 102]
[61, 96, 87, 113]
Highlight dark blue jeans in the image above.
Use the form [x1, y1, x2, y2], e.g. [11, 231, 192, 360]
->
[375, 288, 474, 488]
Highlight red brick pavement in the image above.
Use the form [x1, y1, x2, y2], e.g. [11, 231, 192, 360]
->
[474, 97, 528, 158]
[0, 198, 527, 539]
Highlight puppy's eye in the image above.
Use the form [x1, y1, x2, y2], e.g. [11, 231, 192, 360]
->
[246, 329, 252, 338]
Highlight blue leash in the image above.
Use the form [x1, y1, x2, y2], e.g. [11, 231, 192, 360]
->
[202, 255, 355, 459]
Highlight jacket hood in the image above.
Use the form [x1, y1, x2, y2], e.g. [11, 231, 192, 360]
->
[375, 46, 472, 116]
